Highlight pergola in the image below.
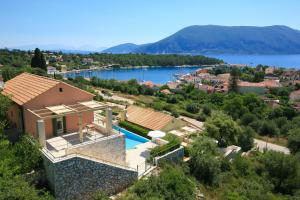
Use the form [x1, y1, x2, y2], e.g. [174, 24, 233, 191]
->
[27, 101, 113, 146]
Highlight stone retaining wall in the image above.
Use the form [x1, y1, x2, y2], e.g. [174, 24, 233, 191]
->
[43, 155, 138, 200]
[154, 146, 184, 166]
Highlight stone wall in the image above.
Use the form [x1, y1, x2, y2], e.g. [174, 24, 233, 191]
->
[66, 134, 126, 166]
[43, 155, 138, 200]
[154, 146, 184, 166]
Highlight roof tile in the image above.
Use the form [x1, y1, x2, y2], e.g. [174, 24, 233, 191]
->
[2, 73, 59, 105]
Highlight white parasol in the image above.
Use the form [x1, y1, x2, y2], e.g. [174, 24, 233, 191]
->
[147, 130, 166, 138]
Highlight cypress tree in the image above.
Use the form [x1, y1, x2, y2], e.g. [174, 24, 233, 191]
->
[31, 48, 46, 70]
[229, 67, 240, 93]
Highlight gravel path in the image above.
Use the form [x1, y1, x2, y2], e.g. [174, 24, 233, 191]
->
[254, 139, 290, 154]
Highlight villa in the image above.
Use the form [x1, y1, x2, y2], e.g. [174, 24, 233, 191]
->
[2, 73, 184, 199]
[1, 73, 140, 199]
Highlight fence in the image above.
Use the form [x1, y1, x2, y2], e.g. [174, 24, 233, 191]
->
[42, 148, 137, 172]
[136, 160, 153, 176]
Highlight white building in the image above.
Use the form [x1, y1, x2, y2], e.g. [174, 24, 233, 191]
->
[47, 66, 58, 75]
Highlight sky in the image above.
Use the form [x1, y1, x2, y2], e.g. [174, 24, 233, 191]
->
[0, 0, 300, 50]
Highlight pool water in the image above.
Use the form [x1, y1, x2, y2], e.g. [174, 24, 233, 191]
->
[113, 126, 149, 150]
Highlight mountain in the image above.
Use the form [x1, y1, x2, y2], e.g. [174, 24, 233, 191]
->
[127, 25, 300, 54]
[102, 43, 141, 54]
[8, 44, 107, 53]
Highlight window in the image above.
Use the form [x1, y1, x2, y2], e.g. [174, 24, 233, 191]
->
[59, 87, 63, 92]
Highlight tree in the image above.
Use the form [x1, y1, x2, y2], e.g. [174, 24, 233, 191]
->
[261, 151, 300, 195]
[259, 120, 279, 136]
[240, 113, 257, 126]
[166, 95, 178, 104]
[288, 128, 300, 154]
[31, 48, 46, 70]
[201, 104, 212, 116]
[223, 96, 247, 120]
[238, 127, 254, 151]
[0, 176, 53, 200]
[121, 165, 196, 200]
[14, 136, 43, 173]
[0, 93, 12, 122]
[189, 136, 221, 185]
[229, 67, 240, 93]
[205, 111, 242, 147]
[242, 93, 266, 115]
[1, 67, 18, 82]
[253, 71, 265, 82]
[186, 103, 200, 114]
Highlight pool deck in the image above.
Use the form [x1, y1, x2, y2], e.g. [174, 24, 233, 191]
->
[126, 141, 157, 174]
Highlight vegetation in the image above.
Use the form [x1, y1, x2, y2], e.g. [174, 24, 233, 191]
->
[31, 48, 46, 70]
[150, 135, 181, 159]
[189, 135, 300, 199]
[0, 49, 222, 71]
[90, 77, 156, 96]
[204, 111, 242, 147]
[118, 120, 151, 139]
[117, 165, 196, 200]
[287, 128, 300, 154]
[0, 94, 53, 199]
[0, 49, 31, 68]
[189, 136, 221, 185]
[1, 66, 47, 82]
[228, 67, 240, 92]
[89, 53, 222, 67]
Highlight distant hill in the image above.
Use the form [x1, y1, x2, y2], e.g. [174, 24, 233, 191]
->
[8, 44, 107, 54]
[104, 25, 300, 54]
[102, 43, 141, 54]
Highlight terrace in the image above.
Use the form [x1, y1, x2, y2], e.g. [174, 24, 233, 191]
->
[28, 101, 127, 166]
[43, 125, 121, 160]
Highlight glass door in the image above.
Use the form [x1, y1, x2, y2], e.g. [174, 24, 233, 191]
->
[56, 117, 64, 135]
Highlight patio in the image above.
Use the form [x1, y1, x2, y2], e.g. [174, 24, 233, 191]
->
[126, 141, 157, 176]
[45, 129, 107, 159]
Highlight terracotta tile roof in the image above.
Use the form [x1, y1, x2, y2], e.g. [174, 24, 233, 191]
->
[141, 81, 154, 88]
[290, 89, 300, 96]
[126, 105, 174, 130]
[167, 81, 179, 89]
[161, 89, 172, 95]
[2, 73, 60, 105]
[238, 80, 280, 88]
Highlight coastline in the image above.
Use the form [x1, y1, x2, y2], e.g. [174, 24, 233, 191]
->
[58, 64, 216, 75]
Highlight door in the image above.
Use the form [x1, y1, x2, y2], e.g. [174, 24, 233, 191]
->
[56, 117, 64, 135]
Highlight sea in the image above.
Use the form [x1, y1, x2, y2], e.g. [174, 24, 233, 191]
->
[64, 54, 300, 84]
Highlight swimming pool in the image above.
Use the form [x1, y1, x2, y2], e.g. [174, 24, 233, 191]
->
[113, 125, 149, 150]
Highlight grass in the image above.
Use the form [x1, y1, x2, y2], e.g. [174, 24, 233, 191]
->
[135, 95, 156, 105]
[161, 118, 187, 132]
[256, 135, 288, 147]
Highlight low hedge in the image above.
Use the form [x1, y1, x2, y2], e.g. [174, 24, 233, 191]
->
[150, 137, 181, 159]
[118, 120, 151, 139]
